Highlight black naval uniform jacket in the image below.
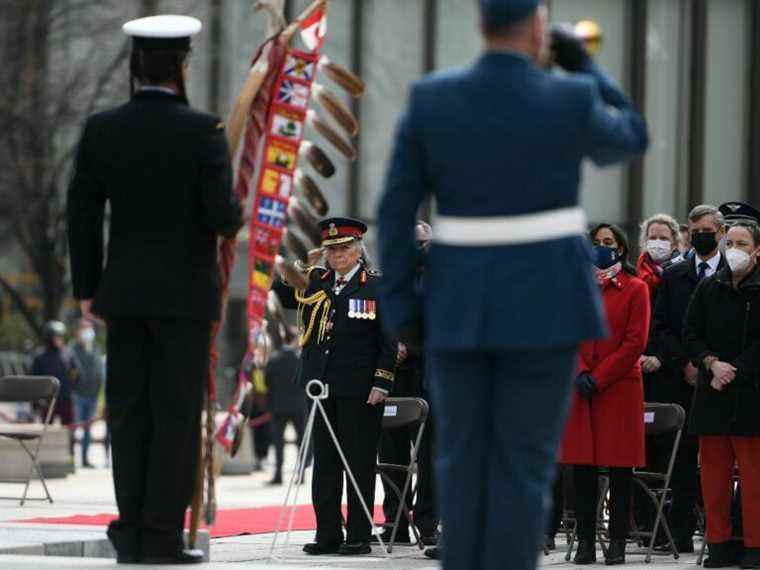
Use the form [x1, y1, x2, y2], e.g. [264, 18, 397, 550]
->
[275, 264, 397, 399]
[67, 90, 243, 320]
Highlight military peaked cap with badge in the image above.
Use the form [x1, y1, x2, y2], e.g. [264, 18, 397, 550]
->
[318, 216, 368, 247]
[273, 216, 396, 398]
[719, 201, 760, 225]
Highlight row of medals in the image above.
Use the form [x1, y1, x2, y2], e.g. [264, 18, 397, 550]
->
[348, 299, 376, 320]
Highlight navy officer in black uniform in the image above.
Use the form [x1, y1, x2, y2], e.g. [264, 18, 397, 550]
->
[67, 15, 242, 565]
[275, 217, 397, 556]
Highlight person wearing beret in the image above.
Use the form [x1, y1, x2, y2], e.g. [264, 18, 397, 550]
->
[560, 224, 649, 565]
[67, 15, 243, 565]
[376, 1, 648, 569]
[683, 220, 760, 569]
[274, 217, 397, 556]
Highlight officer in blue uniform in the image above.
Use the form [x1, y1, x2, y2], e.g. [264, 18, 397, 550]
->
[376, 2, 648, 569]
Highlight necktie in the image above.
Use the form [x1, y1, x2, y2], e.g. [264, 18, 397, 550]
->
[334, 277, 346, 293]
[698, 261, 709, 280]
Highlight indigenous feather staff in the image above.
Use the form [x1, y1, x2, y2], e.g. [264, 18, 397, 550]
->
[209, 0, 367, 491]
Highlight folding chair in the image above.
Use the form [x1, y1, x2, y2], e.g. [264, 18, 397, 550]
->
[0, 375, 60, 505]
[375, 397, 429, 554]
[627, 402, 686, 563]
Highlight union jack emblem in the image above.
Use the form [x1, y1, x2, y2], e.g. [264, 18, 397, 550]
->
[256, 197, 287, 228]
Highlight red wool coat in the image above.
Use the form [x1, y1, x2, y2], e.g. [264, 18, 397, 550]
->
[560, 271, 650, 467]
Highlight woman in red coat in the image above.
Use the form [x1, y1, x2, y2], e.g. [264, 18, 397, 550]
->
[560, 223, 650, 566]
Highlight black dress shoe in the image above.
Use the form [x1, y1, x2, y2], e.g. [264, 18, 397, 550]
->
[370, 528, 411, 544]
[267, 474, 282, 486]
[140, 548, 204, 564]
[338, 541, 371, 555]
[545, 535, 557, 550]
[605, 539, 626, 565]
[424, 546, 442, 560]
[107, 522, 140, 564]
[740, 547, 760, 569]
[573, 539, 597, 565]
[419, 529, 439, 546]
[704, 541, 741, 568]
[303, 541, 342, 555]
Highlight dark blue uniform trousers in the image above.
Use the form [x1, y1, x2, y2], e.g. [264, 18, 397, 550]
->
[428, 346, 577, 570]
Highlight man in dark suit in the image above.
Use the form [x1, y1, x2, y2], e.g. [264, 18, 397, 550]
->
[377, 1, 648, 568]
[274, 217, 397, 556]
[67, 15, 242, 565]
[651, 204, 726, 552]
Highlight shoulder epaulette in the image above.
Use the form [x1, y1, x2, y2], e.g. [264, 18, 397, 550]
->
[367, 268, 383, 277]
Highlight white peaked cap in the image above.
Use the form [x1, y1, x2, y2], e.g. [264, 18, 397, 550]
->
[122, 15, 202, 39]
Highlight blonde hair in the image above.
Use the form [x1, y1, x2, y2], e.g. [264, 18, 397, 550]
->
[639, 213, 680, 248]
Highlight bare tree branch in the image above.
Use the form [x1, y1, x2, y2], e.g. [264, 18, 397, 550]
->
[0, 274, 44, 340]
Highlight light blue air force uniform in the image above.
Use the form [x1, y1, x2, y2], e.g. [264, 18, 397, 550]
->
[377, 52, 648, 570]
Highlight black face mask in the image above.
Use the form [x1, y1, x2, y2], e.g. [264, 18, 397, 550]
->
[691, 231, 718, 256]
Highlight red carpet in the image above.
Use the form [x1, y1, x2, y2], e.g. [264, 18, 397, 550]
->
[13, 505, 385, 539]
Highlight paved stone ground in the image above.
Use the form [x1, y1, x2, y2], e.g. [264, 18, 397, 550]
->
[0, 430, 704, 569]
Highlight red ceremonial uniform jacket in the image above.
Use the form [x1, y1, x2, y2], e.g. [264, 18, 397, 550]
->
[560, 271, 650, 467]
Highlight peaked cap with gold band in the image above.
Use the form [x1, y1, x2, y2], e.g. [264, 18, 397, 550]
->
[318, 216, 368, 247]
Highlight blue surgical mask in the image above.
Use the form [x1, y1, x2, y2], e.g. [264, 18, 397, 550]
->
[592, 245, 620, 269]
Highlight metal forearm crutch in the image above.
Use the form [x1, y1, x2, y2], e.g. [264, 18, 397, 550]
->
[268, 379, 396, 568]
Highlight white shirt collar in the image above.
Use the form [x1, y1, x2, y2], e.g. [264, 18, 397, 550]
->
[138, 85, 178, 95]
[335, 263, 361, 284]
[695, 250, 721, 272]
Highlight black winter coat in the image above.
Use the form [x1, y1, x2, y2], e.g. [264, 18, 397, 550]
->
[274, 264, 397, 399]
[650, 253, 725, 408]
[31, 346, 78, 401]
[683, 265, 760, 436]
[265, 346, 305, 415]
[67, 91, 243, 321]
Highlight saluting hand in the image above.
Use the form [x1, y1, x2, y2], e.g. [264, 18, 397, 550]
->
[550, 24, 591, 72]
[367, 388, 387, 406]
[307, 248, 324, 266]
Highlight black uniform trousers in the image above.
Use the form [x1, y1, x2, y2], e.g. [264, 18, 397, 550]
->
[105, 318, 209, 556]
[312, 396, 382, 544]
[378, 399, 437, 534]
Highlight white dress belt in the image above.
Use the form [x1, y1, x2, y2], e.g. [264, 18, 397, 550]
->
[433, 206, 587, 246]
